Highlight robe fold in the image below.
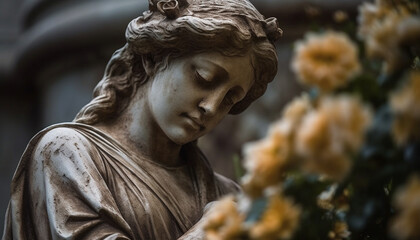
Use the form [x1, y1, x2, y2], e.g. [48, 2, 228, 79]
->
[2, 123, 239, 240]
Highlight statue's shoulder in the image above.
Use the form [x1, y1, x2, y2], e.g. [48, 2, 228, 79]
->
[29, 124, 96, 166]
[39, 126, 84, 140]
[214, 173, 242, 195]
[23, 124, 109, 181]
[34, 126, 88, 152]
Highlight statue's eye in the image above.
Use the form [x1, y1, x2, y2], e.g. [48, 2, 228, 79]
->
[195, 69, 213, 88]
[195, 70, 210, 81]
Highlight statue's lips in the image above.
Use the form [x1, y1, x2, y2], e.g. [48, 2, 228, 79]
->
[182, 113, 205, 130]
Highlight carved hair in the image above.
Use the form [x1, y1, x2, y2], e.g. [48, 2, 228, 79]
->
[75, 0, 282, 124]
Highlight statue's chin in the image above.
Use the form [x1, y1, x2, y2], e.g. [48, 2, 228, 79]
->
[164, 126, 203, 146]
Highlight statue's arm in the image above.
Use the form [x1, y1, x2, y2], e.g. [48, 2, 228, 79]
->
[25, 128, 132, 240]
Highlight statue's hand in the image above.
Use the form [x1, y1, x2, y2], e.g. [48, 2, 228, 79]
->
[177, 201, 219, 240]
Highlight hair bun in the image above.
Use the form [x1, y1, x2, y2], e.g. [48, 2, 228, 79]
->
[264, 17, 283, 42]
[149, 0, 189, 19]
[157, 0, 179, 19]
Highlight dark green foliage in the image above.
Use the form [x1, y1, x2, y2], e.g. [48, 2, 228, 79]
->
[284, 175, 336, 240]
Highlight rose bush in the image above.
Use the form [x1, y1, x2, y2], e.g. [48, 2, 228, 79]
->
[204, 0, 420, 239]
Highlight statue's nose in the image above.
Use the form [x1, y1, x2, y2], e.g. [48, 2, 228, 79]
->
[198, 89, 226, 117]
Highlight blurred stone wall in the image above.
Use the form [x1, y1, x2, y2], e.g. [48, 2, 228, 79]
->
[0, 0, 362, 231]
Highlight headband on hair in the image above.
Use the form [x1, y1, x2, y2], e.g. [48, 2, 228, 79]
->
[148, 0, 282, 42]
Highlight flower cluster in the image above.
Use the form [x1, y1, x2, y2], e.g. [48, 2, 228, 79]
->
[204, 192, 301, 240]
[358, 0, 420, 73]
[249, 193, 301, 240]
[241, 132, 290, 197]
[296, 96, 372, 180]
[242, 95, 311, 197]
[291, 31, 360, 92]
[243, 93, 371, 185]
[204, 196, 245, 240]
[204, 0, 420, 239]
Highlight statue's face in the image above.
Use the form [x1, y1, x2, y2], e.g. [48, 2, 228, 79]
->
[146, 51, 254, 145]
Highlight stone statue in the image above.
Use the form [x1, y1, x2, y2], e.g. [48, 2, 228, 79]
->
[2, 0, 281, 239]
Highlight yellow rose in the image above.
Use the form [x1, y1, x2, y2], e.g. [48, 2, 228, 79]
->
[242, 131, 290, 197]
[204, 196, 245, 240]
[390, 71, 420, 145]
[358, 0, 419, 73]
[249, 194, 301, 240]
[390, 175, 420, 240]
[295, 95, 372, 181]
[291, 31, 360, 92]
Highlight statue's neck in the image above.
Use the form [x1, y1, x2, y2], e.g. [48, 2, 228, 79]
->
[95, 92, 183, 167]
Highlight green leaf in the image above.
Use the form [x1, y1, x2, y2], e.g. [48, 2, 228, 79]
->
[232, 154, 245, 180]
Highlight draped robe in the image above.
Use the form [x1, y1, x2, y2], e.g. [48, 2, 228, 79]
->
[2, 123, 239, 239]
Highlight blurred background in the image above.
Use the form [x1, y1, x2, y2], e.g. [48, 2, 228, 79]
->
[0, 0, 363, 230]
